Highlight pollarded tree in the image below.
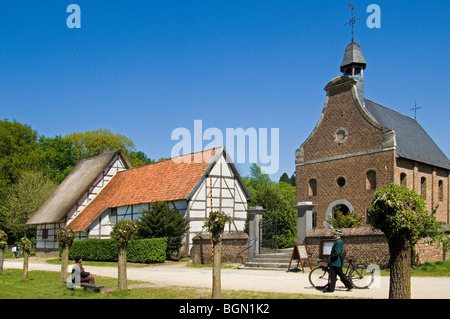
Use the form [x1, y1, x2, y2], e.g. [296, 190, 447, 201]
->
[204, 211, 230, 300]
[368, 183, 447, 299]
[111, 219, 137, 290]
[21, 237, 32, 280]
[57, 227, 75, 285]
[0, 230, 7, 275]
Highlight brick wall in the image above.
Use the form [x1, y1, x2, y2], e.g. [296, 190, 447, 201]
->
[190, 232, 249, 264]
[305, 227, 449, 268]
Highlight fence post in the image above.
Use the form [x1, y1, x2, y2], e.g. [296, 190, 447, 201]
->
[294, 202, 316, 244]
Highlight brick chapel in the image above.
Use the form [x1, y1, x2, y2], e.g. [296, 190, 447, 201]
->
[295, 40, 450, 229]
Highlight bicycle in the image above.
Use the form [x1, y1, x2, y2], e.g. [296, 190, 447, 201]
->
[308, 257, 375, 289]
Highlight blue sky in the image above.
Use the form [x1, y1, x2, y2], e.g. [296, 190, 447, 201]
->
[1, 1, 449, 181]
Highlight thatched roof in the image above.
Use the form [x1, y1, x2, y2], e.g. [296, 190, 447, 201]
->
[27, 150, 131, 225]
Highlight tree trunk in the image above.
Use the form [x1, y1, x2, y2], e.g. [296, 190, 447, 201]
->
[22, 252, 29, 280]
[388, 236, 411, 299]
[0, 249, 4, 275]
[212, 233, 222, 299]
[118, 243, 128, 290]
[61, 245, 69, 285]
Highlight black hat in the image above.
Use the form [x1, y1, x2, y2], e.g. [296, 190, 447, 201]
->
[74, 256, 82, 262]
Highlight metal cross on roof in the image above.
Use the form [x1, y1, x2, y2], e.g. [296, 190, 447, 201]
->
[410, 101, 422, 119]
[345, 3, 360, 43]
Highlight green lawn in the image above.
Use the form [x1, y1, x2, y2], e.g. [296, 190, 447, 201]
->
[0, 269, 335, 299]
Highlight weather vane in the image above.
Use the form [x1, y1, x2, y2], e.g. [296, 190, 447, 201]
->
[345, 3, 360, 42]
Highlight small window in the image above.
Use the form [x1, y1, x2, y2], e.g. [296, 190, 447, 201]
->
[400, 173, 407, 186]
[337, 177, 346, 187]
[308, 179, 317, 196]
[42, 229, 48, 240]
[438, 180, 444, 202]
[312, 212, 317, 229]
[366, 170, 376, 190]
[421, 177, 427, 200]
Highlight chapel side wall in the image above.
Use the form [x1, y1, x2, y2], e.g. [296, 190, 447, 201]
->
[395, 158, 449, 223]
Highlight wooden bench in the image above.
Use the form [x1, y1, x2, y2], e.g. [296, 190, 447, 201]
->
[79, 282, 104, 292]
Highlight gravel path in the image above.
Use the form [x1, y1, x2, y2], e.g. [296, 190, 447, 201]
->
[4, 258, 450, 299]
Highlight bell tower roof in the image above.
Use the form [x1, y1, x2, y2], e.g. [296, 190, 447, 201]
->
[340, 41, 366, 76]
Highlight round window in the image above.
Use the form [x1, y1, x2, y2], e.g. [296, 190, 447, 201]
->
[333, 127, 348, 144]
[337, 177, 346, 187]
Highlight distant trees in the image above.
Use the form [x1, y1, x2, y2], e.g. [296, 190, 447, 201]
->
[244, 164, 297, 249]
[0, 171, 57, 242]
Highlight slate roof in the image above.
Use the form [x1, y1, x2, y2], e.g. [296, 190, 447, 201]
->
[67, 147, 239, 232]
[364, 98, 450, 170]
[340, 41, 366, 73]
[27, 150, 132, 225]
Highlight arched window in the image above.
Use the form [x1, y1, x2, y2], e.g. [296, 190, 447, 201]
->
[366, 170, 376, 190]
[400, 173, 407, 186]
[421, 177, 427, 200]
[438, 180, 444, 202]
[308, 179, 317, 196]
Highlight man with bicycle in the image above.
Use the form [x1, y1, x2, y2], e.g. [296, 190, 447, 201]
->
[324, 229, 354, 293]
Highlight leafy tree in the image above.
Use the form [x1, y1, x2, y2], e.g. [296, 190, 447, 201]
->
[65, 129, 135, 160]
[0, 120, 45, 200]
[39, 135, 78, 183]
[279, 173, 290, 184]
[289, 173, 296, 187]
[127, 150, 155, 167]
[135, 202, 189, 259]
[0, 170, 57, 242]
[368, 183, 448, 299]
[244, 164, 297, 249]
[64, 129, 153, 168]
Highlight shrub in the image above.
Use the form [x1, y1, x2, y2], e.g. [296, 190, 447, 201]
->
[68, 238, 167, 263]
[128, 238, 167, 263]
[135, 202, 188, 259]
[327, 210, 364, 229]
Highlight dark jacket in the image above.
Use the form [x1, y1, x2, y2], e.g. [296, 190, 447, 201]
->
[330, 238, 344, 268]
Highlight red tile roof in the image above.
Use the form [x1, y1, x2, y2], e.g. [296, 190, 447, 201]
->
[68, 147, 221, 232]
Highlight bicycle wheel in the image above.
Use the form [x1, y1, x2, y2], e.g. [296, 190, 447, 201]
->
[349, 264, 374, 289]
[308, 266, 329, 288]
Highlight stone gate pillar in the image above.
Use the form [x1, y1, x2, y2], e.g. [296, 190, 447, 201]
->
[294, 202, 316, 244]
[247, 206, 266, 261]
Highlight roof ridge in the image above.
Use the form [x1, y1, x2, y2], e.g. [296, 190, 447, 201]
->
[120, 146, 224, 173]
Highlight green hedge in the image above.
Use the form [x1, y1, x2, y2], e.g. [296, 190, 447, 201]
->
[68, 238, 167, 263]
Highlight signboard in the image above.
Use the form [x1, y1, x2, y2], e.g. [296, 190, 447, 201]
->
[320, 240, 336, 258]
[287, 244, 311, 273]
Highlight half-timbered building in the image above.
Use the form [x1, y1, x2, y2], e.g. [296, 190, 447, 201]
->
[27, 147, 250, 255]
